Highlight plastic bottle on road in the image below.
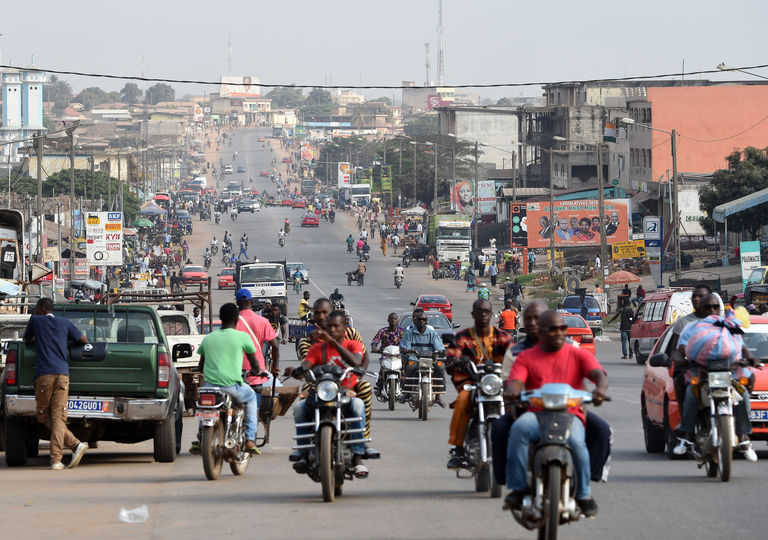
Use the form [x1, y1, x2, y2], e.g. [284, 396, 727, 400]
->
[119, 505, 149, 523]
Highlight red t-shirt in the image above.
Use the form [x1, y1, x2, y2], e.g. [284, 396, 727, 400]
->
[509, 343, 603, 423]
[305, 339, 364, 388]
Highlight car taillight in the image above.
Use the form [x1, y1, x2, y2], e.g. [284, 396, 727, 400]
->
[199, 393, 216, 406]
[157, 348, 170, 388]
[581, 334, 594, 343]
[5, 348, 17, 385]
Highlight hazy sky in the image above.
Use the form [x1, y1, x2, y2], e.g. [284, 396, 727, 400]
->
[2, 0, 767, 101]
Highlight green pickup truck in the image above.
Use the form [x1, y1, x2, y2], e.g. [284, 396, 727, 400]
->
[1, 304, 192, 466]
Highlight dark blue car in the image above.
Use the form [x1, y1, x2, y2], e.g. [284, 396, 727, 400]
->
[561, 295, 603, 335]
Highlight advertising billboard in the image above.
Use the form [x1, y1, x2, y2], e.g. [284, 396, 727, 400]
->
[337, 162, 352, 188]
[476, 180, 496, 215]
[381, 165, 392, 192]
[611, 240, 646, 259]
[219, 76, 261, 98]
[451, 181, 474, 215]
[86, 212, 123, 266]
[510, 199, 630, 248]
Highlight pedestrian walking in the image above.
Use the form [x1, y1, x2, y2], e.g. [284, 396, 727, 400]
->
[489, 262, 498, 287]
[24, 298, 89, 470]
[609, 304, 635, 360]
[454, 257, 462, 280]
[238, 239, 249, 260]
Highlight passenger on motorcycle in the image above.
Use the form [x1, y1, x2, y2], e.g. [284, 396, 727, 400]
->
[477, 283, 490, 301]
[402, 246, 412, 266]
[278, 230, 286, 241]
[298, 291, 311, 319]
[346, 235, 355, 251]
[445, 299, 514, 469]
[503, 310, 607, 517]
[196, 303, 261, 453]
[673, 299, 758, 461]
[371, 313, 406, 395]
[497, 301, 519, 334]
[356, 238, 365, 255]
[296, 298, 379, 459]
[399, 308, 447, 406]
[393, 264, 404, 282]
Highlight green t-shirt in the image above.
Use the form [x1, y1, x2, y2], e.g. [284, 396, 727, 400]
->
[198, 328, 256, 387]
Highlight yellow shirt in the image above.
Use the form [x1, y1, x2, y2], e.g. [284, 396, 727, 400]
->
[298, 299, 311, 318]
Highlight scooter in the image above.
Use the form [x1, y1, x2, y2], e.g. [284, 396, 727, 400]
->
[279, 236, 286, 247]
[375, 346, 403, 411]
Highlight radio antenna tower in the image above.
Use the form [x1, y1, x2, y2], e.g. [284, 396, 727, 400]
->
[424, 43, 430, 86]
[437, 0, 444, 85]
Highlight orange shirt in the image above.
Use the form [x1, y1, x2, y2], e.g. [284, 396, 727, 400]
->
[499, 309, 517, 330]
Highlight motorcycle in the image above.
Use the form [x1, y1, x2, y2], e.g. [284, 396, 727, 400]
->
[402, 352, 445, 421]
[231, 212, 238, 222]
[346, 243, 354, 254]
[394, 274, 403, 289]
[330, 214, 335, 224]
[203, 255, 212, 270]
[510, 384, 605, 539]
[375, 346, 403, 411]
[195, 383, 256, 480]
[215, 213, 221, 225]
[456, 362, 504, 497]
[221, 245, 232, 264]
[402, 255, 411, 268]
[279, 236, 286, 247]
[291, 365, 370, 502]
[359, 252, 370, 262]
[651, 354, 754, 481]
[210, 244, 218, 256]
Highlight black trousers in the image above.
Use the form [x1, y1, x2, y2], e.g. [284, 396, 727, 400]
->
[491, 410, 612, 485]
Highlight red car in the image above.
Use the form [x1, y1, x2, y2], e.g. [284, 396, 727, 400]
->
[561, 313, 596, 356]
[640, 315, 768, 457]
[260, 170, 269, 177]
[282, 157, 292, 163]
[292, 199, 307, 209]
[412, 295, 453, 321]
[217, 267, 236, 290]
[301, 213, 320, 227]
[181, 265, 208, 284]
[281, 199, 293, 207]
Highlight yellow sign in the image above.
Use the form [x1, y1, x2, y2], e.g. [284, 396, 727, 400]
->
[612, 240, 646, 259]
[87, 216, 100, 225]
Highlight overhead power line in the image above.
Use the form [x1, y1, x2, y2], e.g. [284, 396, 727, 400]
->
[1, 63, 768, 90]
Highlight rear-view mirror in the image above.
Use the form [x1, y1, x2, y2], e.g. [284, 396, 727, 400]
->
[452, 322, 461, 329]
[649, 353, 669, 368]
[172, 343, 193, 360]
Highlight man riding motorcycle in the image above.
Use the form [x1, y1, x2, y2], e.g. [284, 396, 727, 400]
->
[346, 235, 355, 252]
[399, 308, 447, 406]
[371, 313, 406, 395]
[298, 291, 311, 319]
[445, 299, 514, 469]
[503, 310, 608, 517]
[329, 288, 345, 307]
[393, 263, 404, 286]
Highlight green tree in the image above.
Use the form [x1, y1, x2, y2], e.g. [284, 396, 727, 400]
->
[120, 83, 142, 104]
[371, 96, 392, 106]
[145, 83, 175, 105]
[265, 86, 305, 108]
[496, 97, 514, 106]
[305, 88, 333, 106]
[108, 91, 121, 103]
[44, 75, 73, 114]
[15, 170, 140, 222]
[74, 87, 111, 110]
[404, 115, 439, 137]
[699, 146, 768, 238]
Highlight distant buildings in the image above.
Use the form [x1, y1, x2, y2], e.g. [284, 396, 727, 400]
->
[1, 68, 47, 167]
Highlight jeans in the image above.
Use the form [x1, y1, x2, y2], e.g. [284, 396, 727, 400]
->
[506, 412, 592, 499]
[492, 410, 611, 485]
[294, 396, 366, 455]
[201, 382, 260, 440]
[238, 248, 248, 260]
[680, 384, 752, 436]
[620, 330, 631, 357]
[35, 374, 81, 464]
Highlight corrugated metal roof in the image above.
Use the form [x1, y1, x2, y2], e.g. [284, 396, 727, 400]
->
[713, 187, 768, 223]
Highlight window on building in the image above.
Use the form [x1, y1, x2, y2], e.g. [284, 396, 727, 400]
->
[647, 108, 652, 123]
[648, 151, 652, 170]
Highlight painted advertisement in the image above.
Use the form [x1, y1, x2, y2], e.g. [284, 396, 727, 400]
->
[509, 199, 630, 248]
[219, 76, 260, 98]
[475, 180, 496, 215]
[740, 240, 762, 291]
[611, 240, 646, 259]
[86, 212, 123, 266]
[337, 162, 352, 188]
[451, 181, 474, 215]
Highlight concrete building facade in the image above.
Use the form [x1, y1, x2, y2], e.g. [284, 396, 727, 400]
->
[1, 69, 47, 167]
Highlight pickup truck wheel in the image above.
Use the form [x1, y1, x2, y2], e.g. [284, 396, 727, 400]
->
[153, 410, 177, 463]
[4, 417, 30, 467]
[175, 406, 183, 455]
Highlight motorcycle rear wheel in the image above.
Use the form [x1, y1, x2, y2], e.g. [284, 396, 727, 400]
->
[541, 462, 561, 540]
[388, 379, 397, 411]
[230, 451, 251, 476]
[419, 382, 429, 421]
[201, 423, 224, 481]
[717, 415, 732, 482]
[320, 425, 335, 502]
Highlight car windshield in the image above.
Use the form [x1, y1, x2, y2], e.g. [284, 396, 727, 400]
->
[562, 296, 600, 309]
[221, 268, 234, 276]
[563, 315, 588, 329]
[184, 266, 204, 273]
[419, 296, 448, 304]
[241, 265, 284, 282]
[743, 328, 768, 359]
[747, 268, 765, 285]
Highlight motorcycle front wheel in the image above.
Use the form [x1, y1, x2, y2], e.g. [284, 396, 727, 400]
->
[388, 379, 397, 411]
[320, 425, 335, 502]
[717, 414, 733, 482]
[230, 449, 251, 476]
[541, 462, 562, 540]
[419, 381, 429, 421]
[201, 422, 224, 481]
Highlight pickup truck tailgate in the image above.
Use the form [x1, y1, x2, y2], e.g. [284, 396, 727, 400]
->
[16, 343, 159, 395]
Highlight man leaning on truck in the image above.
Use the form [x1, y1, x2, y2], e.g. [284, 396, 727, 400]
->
[23, 298, 89, 470]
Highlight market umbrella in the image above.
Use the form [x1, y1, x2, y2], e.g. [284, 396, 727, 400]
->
[139, 201, 167, 215]
[604, 270, 642, 285]
[133, 218, 154, 227]
[153, 194, 170, 201]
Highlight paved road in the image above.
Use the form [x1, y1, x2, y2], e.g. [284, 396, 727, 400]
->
[3, 128, 766, 540]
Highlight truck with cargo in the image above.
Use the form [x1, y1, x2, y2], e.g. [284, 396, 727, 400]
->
[427, 213, 472, 263]
[1, 304, 192, 466]
[301, 179, 316, 197]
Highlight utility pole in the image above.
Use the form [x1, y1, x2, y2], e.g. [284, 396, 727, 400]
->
[451, 145, 456, 210]
[107, 156, 112, 211]
[57, 201, 62, 277]
[512, 150, 517, 202]
[473, 141, 479, 249]
[433, 144, 438, 208]
[671, 129, 681, 281]
[35, 131, 43, 263]
[548, 149, 555, 270]
[69, 132, 75, 282]
[90, 156, 95, 210]
[118, 151, 124, 214]
[596, 144, 608, 280]
[399, 140, 403, 207]
[413, 144, 417, 205]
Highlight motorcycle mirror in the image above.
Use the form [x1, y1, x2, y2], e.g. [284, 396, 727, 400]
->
[648, 353, 669, 368]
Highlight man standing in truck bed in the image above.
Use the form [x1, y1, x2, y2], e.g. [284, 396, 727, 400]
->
[23, 298, 89, 470]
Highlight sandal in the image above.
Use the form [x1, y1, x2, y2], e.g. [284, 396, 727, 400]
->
[353, 464, 369, 478]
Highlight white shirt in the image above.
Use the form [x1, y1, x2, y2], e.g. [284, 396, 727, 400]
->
[392, 235, 400, 246]
[595, 256, 601, 269]
[394, 267, 404, 277]
[416, 223, 423, 233]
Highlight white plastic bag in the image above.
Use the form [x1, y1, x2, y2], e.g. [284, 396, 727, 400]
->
[118, 505, 149, 523]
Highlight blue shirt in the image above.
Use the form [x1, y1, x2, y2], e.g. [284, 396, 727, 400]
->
[23, 315, 84, 377]
[400, 325, 445, 355]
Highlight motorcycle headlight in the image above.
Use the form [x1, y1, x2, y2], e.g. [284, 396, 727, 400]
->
[541, 393, 569, 410]
[316, 380, 339, 402]
[708, 371, 731, 389]
[480, 374, 502, 396]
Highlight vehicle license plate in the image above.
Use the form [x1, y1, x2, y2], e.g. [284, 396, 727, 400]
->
[67, 398, 114, 416]
[750, 409, 768, 421]
[195, 410, 219, 419]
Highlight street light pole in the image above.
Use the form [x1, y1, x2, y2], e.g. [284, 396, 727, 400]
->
[474, 141, 479, 250]
[671, 129, 680, 280]
[433, 143, 438, 208]
[548, 148, 555, 270]
[596, 144, 609, 279]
